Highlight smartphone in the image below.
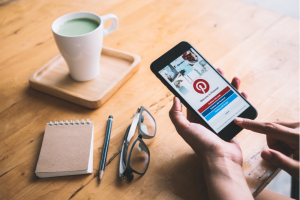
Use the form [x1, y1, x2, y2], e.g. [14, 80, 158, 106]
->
[150, 41, 257, 141]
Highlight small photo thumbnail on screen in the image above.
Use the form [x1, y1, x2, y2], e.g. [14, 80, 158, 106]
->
[199, 60, 209, 71]
[161, 64, 179, 82]
[174, 61, 193, 76]
[182, 48, 209, 75]
[174, 76, 189, 96]
[191, 59, 209, 77]
[182, 49, 198, 63]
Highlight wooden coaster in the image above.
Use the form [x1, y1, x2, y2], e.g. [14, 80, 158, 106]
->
[29, 47, 141, 109]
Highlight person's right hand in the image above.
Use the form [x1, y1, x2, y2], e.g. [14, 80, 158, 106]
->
[234, 118, 299, 179]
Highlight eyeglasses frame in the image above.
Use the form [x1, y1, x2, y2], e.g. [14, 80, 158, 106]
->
[119, 106, 156, 180]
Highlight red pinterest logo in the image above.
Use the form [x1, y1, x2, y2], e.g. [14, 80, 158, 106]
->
[193, 79, 210, 94]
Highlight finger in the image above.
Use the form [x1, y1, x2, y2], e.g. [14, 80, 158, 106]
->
[217, 68, 224, 75]
[234, 118, 298, 142]
[169, 97, 190, 131]
[231, 76, 241, 90]
[261, 149, 299, 179]
[187, 109, 201, 124]
[266, 136, 292, 155]
[228, 137, 240, 146]
[241, 91, 248, 99]
[170, 98, 220, 156]
[274, 121, 300, 129]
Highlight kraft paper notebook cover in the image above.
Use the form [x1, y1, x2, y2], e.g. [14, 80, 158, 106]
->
[36, 119, 94, 178]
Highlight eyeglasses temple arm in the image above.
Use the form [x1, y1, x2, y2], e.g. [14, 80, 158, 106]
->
[119, 143, 126, 178]
[119, 109, 140, 178]
[126, 111, 140, 142]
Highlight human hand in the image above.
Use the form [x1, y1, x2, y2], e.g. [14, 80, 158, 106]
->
[169, 68, 248, 166]
[234, 118, 300, 179]
[169, 68, 254, 200]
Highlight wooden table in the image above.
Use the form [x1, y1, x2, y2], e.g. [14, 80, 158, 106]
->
[0, 0, 298, 199]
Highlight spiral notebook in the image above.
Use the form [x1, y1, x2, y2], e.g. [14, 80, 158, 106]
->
[35, 119, 94, 178]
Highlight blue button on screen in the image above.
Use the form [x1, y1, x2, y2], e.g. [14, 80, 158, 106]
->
[205, 93, 238, 121]
[202, 90, 234, 117]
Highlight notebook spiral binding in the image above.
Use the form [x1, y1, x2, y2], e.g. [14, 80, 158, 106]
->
[49, 119, 91, 126]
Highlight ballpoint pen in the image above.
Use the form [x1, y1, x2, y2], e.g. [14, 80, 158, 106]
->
[99, 115, 113, 184]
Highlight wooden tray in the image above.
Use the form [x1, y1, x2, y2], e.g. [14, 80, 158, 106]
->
[29, 47, 141, 109]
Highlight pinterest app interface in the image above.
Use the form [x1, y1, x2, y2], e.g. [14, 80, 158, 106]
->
[159, 48, 249, 133]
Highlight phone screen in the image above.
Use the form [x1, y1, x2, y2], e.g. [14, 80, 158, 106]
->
[159, 48, 250, 133]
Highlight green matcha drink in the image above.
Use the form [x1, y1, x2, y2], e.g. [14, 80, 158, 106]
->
[57, 18, 100, 36]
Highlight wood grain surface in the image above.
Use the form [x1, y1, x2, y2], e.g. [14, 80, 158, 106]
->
[0, 0, 298, 199]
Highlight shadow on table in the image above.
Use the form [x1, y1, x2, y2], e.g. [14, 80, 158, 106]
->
[26, 87, 95, 114]
[159, 153, 209, 199]
[112, 150, 209, 199]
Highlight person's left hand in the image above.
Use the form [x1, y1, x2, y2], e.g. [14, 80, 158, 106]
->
[169, 68, 248, 166]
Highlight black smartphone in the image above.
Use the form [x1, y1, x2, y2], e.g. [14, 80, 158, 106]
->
[150, 41, 257, 141]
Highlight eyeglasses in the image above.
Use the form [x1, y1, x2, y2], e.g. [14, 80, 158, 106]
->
[119, 106, 156, 180]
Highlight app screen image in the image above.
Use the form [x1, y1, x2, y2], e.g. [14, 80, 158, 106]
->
[159, 48, 250, 133]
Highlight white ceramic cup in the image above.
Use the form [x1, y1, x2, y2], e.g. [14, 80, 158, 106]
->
[52, 12, 118, 81]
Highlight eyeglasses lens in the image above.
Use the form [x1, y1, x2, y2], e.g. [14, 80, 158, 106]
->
[140, 110, 155, 137]
[129, 140, 149, 173]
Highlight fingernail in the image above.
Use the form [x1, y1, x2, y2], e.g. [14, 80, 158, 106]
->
[234, 117, 243, 123]
[262, 150, 272, 161]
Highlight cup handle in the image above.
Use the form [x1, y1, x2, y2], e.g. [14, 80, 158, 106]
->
[101, 14, 118, 37]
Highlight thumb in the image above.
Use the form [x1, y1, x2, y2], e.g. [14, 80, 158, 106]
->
[261, 149, 299, 179]
[169, 97, 190, 132]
